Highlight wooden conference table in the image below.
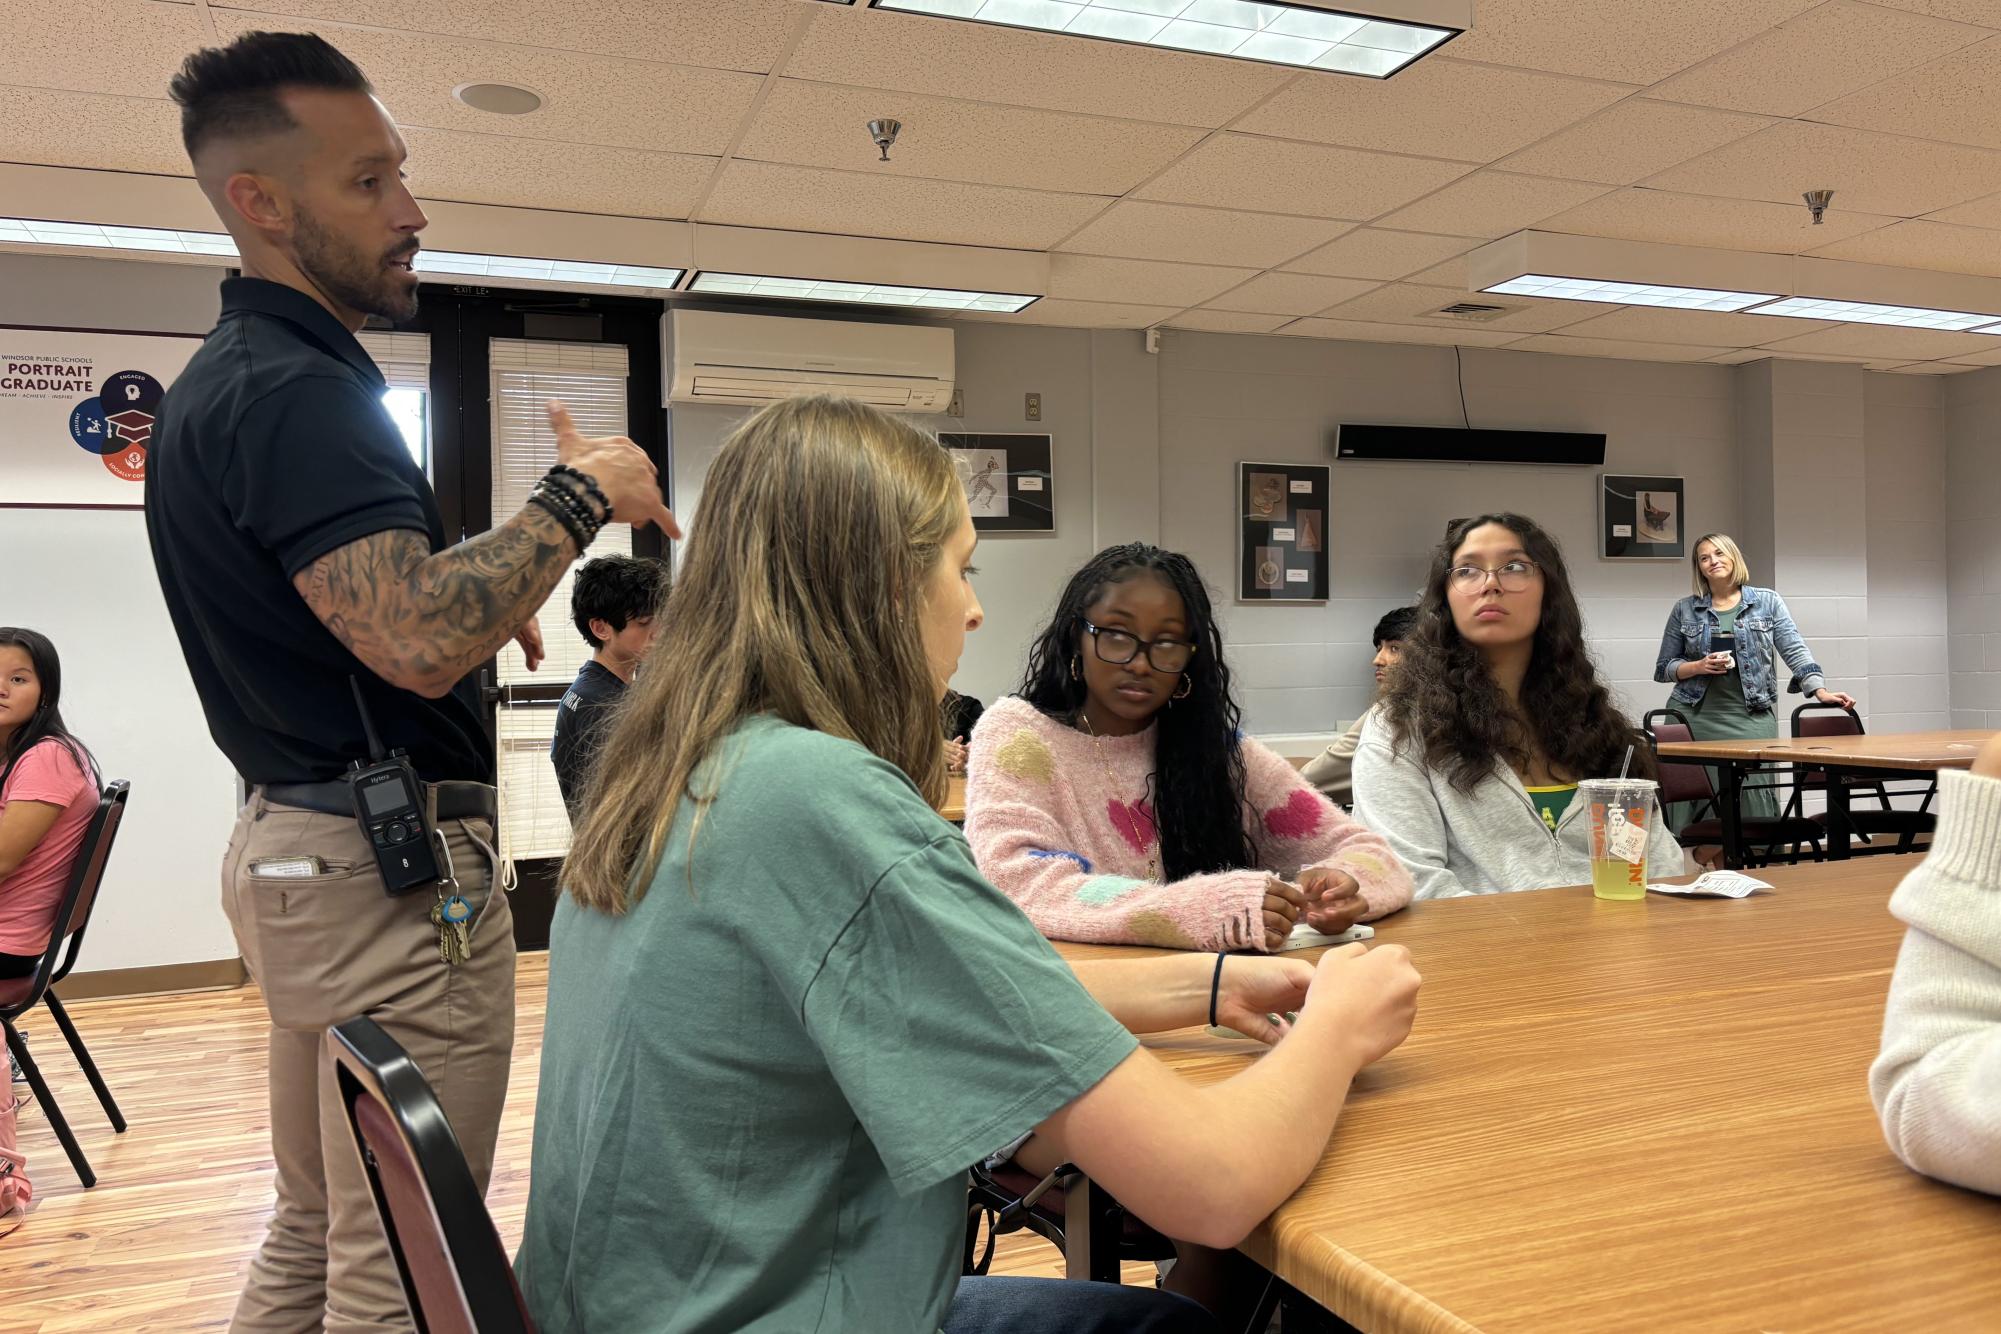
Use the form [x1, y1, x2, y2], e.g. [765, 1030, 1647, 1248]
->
[1657, 728, 1992, 866]
[1055, 857, 2001, 1333]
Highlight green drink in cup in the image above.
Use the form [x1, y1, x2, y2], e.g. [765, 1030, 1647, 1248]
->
[1581, 777, 1658, 901]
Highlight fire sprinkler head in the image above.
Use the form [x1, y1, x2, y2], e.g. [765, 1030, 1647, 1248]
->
[867, 118, 902, 163]
[1804, 189, 1835, 225]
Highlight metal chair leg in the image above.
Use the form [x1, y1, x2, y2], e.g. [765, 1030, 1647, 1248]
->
[5, 1018, 94, 1188]
[43, 992, 125, 1133]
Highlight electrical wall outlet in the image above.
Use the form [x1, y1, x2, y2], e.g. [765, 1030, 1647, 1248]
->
[1025, 391, 1042, 422]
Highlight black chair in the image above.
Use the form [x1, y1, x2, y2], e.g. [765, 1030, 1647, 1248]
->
[1642, 712, 1822, 867]
[1, 780, 130, 1188]
[965, 1156, 1176, 1283]
[1781, 703, 1937, 855]
[330, 1017, 535, 1334]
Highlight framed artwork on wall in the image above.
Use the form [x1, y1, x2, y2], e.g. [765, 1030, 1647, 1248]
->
[1599, 474, 1686, 560]
[941, 431, 1053, 533]
[1238, 461, 1330, 602]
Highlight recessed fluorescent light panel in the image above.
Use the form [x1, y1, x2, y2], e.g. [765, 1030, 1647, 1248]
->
[0, 218, 685, 290]
[1484, 274, 1779, 312]
[869, 1, 1460, 77]
[691, 271, 1039, 313]
[1742, 296, 2001, 332]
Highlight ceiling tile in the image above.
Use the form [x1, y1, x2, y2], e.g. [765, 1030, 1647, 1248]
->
[1321, 283, 1615, 333]
[1441, 0, 1823, 85]
[1134, 136, 1473, 221]
[0, 85, 183, 176]
[1507, 335, 1734, 362]
[211, 16, 763, 157]
[1408, 254, 1474, 289]
[1499, 102, 1775, 185]
[1647, 1, 1988, 118]
[1805, 218, 2001, 278]
[1756, 324, 2001, 359]
[697, 161, 1109, 249]
[1056, 202, 1352, 268]
[4, 0, 206, 99]
[1858, 0, 2001, 28]
[1276, 318, 1526, 348]
[1552, 307, 1837, 346]
[1933, 344, 2001, 366]
[1204, 273, 1382, 317]
[1811, 36, 2001, 151]
[1879, 361, 1984, 373]
[1048, 255, 1257, 307]
[733, 80, 1202, 196]
[1926, 191, 2001, 227]
[1232, 59, 1629, 164]
[1643, 120, 2001, 217]
[966, 299, 1179, 329]
[1371, 172, 1614, 239]
[401, 128, 713, 219]
[1164, 310, 1293, 334]
[216, 0, 803, 70]
[1284, 230, 1480, 280]
[781, 5, 1288, 128]
[1539, 189, 1899, 254]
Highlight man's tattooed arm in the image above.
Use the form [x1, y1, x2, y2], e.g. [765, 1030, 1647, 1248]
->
[293, 504, 576, 699]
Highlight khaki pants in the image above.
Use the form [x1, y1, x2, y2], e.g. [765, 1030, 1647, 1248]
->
[221, 790, 516, 1334]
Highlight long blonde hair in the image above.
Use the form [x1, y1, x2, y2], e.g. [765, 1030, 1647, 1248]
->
[565, 395, 963, 914]
[1691, 532, 1750, 596]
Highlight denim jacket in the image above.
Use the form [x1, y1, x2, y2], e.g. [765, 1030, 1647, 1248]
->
[1655, 586, 1826, 714]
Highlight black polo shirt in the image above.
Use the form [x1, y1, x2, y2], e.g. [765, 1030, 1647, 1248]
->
[146, 277, 490, 785]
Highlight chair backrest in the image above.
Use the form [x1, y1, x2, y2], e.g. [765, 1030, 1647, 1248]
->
[1641, 710, 1714, 808]
[0, 781, 129, 1017]
[1790, 703, 1862, 789]
[329, 1018, 535, 1334]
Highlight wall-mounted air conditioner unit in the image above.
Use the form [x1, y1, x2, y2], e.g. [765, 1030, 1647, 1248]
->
[664, 308, 955, 413]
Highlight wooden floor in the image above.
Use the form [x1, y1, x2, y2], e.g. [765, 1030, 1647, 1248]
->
[5, 953, 1146, 1331]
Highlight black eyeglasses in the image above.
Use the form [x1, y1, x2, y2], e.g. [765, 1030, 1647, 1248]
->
[1082, 620, 1197, 673]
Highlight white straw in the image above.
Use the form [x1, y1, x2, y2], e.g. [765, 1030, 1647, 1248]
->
[1618, 745, 1634, 783]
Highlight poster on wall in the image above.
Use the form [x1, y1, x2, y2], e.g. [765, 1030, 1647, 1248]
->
[1239, 461, 1330, 602]
[940, 431, 1054, 533]
[0, 328, 202, 508]
[1599, 474, 1686, 560]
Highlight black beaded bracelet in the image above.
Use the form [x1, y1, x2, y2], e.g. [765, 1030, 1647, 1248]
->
[527, 489, 592, 553]
[549, 464, 613, 523]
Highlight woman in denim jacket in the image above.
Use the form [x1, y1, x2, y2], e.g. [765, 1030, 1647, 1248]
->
[1654, 532, 1855, 856]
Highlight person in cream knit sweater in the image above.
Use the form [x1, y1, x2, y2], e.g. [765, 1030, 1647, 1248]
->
[1870, 731, 2001, 1196]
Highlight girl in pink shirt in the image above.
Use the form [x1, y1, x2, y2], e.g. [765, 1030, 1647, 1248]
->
[0, 629, 99, 979]
[966, 545, 1411, 953]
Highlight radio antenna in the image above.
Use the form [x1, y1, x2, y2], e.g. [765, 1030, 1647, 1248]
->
[349, 676, 387, 763]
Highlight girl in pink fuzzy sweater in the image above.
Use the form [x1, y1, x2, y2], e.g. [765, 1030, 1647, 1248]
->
[966, 544, 1411, 953]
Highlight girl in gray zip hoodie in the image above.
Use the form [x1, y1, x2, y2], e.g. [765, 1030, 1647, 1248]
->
[1354, 514, 1683, 899]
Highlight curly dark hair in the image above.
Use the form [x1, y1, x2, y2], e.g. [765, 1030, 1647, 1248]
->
[570, 555, 670, 649]
[1381, 513, 1651, 793]
[1018, 544, 1256, 882]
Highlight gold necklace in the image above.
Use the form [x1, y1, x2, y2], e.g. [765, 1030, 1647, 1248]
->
[1078, 711, 1162, 882]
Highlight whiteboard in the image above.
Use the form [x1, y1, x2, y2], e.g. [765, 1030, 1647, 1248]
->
[0, 328, 201, 508]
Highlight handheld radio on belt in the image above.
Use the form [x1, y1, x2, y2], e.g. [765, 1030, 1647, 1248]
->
[346, 677, 442, 895]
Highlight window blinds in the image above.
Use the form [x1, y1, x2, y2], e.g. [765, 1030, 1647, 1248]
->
[489, 337, 634, 863]
[356, 331, 431, 391]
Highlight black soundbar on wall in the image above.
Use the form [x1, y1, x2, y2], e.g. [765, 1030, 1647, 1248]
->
[1337, 424, 1606, 466]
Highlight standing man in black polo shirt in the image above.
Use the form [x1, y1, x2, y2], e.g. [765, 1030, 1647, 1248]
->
[146, 33, 675, 1332]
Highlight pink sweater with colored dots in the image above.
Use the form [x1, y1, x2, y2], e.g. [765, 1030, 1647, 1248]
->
[964, 696, 1412, 952]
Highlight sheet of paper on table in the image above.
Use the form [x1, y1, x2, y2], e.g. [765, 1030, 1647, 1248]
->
[1280, 922, 1374, 951]
[1649, 871, 1772, 899]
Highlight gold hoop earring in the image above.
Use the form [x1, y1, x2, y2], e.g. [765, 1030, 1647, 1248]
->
[1069, 655, 1081, 682]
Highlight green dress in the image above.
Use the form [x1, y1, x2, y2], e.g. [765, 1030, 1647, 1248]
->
[1680, 605, 1781, 824]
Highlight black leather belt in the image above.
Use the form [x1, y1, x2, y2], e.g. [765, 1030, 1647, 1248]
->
[260, 779, 496, 822]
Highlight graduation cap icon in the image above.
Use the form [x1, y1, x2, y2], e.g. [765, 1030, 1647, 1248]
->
[106, 408, 154, 448]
